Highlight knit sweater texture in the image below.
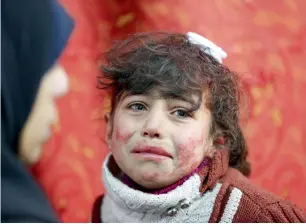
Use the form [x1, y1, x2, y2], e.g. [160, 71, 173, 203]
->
[92, 150, 306, 222]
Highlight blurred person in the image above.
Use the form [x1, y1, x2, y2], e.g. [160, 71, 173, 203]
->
[1, 0, 73, 222]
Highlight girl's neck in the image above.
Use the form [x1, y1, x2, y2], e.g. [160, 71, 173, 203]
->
[121, 157, 211, 195]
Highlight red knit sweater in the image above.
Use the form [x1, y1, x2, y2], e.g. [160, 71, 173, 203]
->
[92, 150, 306, 222]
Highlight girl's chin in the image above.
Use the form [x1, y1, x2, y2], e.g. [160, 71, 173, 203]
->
[132, 170, 174, 186]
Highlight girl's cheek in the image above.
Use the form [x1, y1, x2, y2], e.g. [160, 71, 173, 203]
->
[112, 112, 137, 145]
[177, 138, 203, 171]
[110, 128, 131, 170]
[114, 127, 132, 144]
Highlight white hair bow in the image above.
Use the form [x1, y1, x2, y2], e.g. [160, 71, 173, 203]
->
[186, 32, 227, 63]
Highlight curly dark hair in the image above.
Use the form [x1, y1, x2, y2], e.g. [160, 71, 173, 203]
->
[98, 32, 251, 176]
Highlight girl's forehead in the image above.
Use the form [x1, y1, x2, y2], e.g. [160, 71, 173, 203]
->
[121, 88, 200, 104]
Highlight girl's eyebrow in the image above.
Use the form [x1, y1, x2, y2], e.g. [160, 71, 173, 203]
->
[163, 92, 198, 106]
[167, 95, 195, 105]
[163, 92, 202, 112]
[120, 92, 149, 101]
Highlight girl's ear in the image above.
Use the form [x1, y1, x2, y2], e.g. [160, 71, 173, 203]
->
[105, 112, 112, 149]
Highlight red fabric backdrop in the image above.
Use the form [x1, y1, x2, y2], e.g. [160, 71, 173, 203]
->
[32, 0, 306, 222]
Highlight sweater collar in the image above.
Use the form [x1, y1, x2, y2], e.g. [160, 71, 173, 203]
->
[102, 150, 229, 213]
[121, 157, 211, 195]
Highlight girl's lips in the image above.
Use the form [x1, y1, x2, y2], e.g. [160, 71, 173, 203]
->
[131, 146, 173, 159]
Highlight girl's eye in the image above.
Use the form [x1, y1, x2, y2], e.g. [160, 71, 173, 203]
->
[172, 109, 191, 118]
[128, 103, 147, 111]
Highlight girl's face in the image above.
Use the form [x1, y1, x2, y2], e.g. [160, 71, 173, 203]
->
[19, 64, 69, 164]
[106, 89, 213, 189]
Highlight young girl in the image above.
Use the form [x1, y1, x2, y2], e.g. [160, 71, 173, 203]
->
[92, 32, 306, 222]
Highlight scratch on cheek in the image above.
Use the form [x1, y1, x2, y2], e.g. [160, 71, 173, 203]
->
[178, 149, 197, 171]
[177, 138, 203, 170]
[115, 128, 132, 143]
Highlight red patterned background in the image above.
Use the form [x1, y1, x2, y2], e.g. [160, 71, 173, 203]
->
[32, 0, 306, 222]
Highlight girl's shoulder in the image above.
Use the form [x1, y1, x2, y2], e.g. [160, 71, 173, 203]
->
[213, 168, 306, 222]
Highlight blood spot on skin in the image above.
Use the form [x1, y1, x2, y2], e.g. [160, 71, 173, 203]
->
[177, 138, 204, 170]
[114, 128, 132, 143]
